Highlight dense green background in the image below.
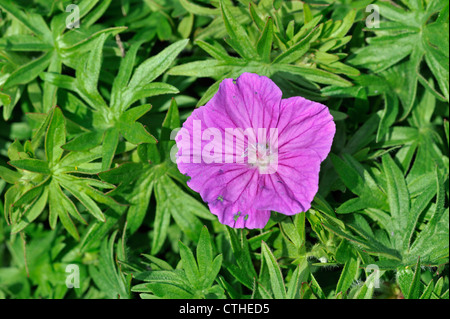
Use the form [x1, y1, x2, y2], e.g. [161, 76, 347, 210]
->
[0, 0, 448, 299]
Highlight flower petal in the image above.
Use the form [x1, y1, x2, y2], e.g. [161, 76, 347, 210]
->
[277, 96, 336, 161]
[254, 97, 336, 214]
[199, 73, 282, 133]
[255, 149, 322, 214]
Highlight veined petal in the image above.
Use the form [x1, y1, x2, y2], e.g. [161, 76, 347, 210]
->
[255, 149, 322, 214]
[277, 96, 335, 161]
[201, 73, 282, 133]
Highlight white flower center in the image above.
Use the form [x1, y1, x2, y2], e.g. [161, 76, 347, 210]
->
[242, 143, 277, 173]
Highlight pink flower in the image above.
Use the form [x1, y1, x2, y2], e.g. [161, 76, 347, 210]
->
[175, 73, 335, 229]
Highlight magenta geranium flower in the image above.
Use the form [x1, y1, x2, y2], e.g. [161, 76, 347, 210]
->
[175, 73, 335, 229]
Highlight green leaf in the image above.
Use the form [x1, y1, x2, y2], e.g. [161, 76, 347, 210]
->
[261, 241, 287, 299]
[79, 206, 126, 253]
[349, 34, 416, 73]
[141, 254, 174, 271]
[273, 64, 352, 87]
[247, 2, 264, 30]
[89, 231, 130, 299]
[117, 121, 157, 145]
[0, 35, 53, 51]
[403, 182, 437, 252]
[336, 253, 358, 295]
[178, 13, 194, 39]
[303, 3, 313, 23]
[420, 279, 435, 299]
[78, 33, 108, 97]
[207, 255, 223, 289]
[331, 153, 387, 212]
[63, 131, 104, 151]
[82, 0, 113, 28]
[407, 169, 449, 265]
[111, 41, 143, 101]
[273, 27, 318, 65]
[149, 167, 211, 254]
[256, 18, 274, 63]
[12, 180, 46, 208]
[220, 0, 258, 60]
[376, 93, 399, 142]
[45, 107, 66, 166]
[127, 39, 189, 91]
[196, 78, 222, 107]
[168, 59, 232, 78]
[382, 154, 410, 250]
[406, 258, 422, 299]
[0, 166, 21, 183]
[321, 218, 401, 261]
[101, 127, 119, 171]
[196, 226, 213, 283]
[11, 187, 49, 234]
[157, 176, 205, 239]
[49, 181, 79, 240]
[39, 72, 77, 91]
[286, 259, 309, 299]
[120, 82, 179, 111]
[151, 183, 171, 254]
[331, 9, 357, 38]
[3, 51, 52, 90]
[0, 0, 52, 42]
[178, 241, 201, 289]
[445, 120, 449, 148]
[133, 270, 194, 298]
[225, 228, 257, 289]
[196, 40, 235, 63]
[8, 159, 50, 175]
[59, 180, 106, 222]
[180, 0, 219, 16]
[423, 20, 449, 101]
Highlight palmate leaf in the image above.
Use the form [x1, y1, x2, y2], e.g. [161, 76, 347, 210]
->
[132, 226, 224, 299]
[404, 169, 449, 266]
[331, 153, 388, 214]
[326, 150, 449, 269]
[374, 85, 448, 183]
[99, 99, 213, 250]
[349, 0, 449, 103]
[41, 37, 187, 171]
[89, 231, 131, 299]
[0, 0, 126, 119]
[1, 107, 120, 239]
[168, 0, 356, 106]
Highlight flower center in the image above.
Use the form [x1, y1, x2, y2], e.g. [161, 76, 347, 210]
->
[242, 143, 276, 173]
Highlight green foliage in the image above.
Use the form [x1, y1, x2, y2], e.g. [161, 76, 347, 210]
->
[132, 226, 224, 298]
[0, 0, 448, 300]
[349, 0, 449, 106]
[169, 0, 357, 105]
